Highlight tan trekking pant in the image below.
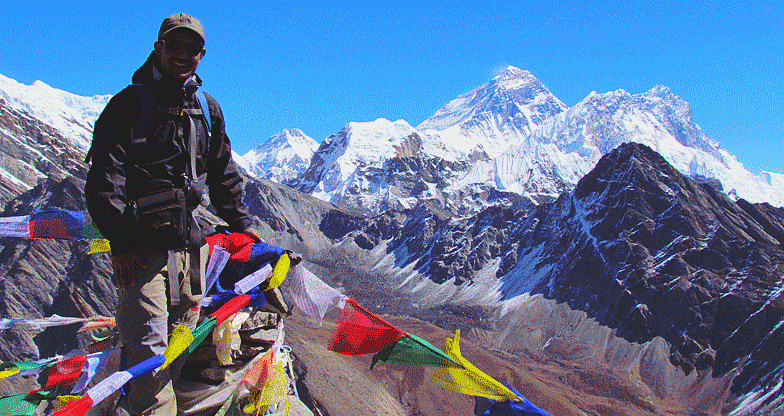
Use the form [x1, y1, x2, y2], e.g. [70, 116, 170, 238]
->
[115, 245, 207, 416]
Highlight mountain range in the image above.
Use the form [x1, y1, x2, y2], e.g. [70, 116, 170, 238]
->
[0, 68, 783, 415]
[251, 66, 784, 216]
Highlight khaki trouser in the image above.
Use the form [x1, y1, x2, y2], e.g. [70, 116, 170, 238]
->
[115, 244, 208, 416]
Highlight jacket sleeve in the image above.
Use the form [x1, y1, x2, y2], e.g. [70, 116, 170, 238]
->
[203, 95, 253, 232]
[84, 88, 139, 254]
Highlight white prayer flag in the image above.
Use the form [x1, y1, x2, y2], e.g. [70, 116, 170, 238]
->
[205, 246, 230, 293]
[0, 215, 30, 238]
[286, 265, 347, 326]
[234, 264, 272, 295]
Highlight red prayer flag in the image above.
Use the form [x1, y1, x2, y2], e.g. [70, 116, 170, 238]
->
[328, 298, 407, 356]
[209, 294, 251, 325]
[29, 210, 84, 240]
[47, 355, 87, 388]
[30, 355, 86, 394]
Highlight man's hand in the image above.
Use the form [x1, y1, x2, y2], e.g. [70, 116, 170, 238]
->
[242, 227, 263, 243]
[111, 252, 147, 289]
[286, 250, 302, 267]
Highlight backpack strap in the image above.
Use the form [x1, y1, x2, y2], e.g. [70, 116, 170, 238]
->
[182, 91, 212, 181]
[196, 90, 211, 134]
[130, 84, 155, 145]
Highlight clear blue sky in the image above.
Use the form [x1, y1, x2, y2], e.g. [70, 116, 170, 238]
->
[1, 1, 782, 174]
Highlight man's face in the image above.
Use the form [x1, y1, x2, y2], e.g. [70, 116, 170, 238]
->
[154, 28, 205, 81]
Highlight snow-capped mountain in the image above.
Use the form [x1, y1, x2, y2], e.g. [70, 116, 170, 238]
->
[290, 66, 784, 215]
[0, 74, 109, 203]
[417, 66, 567, 158]
[242, 128, 319, 182]
[0, 74, 109, 151]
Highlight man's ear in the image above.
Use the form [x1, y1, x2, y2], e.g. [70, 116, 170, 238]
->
[200, 48, 206, 59]
[154, 41, 164, 58]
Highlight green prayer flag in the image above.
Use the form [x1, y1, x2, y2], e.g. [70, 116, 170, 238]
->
[82, 224, 105, 240]
[371, 333, 463, 369]
[187, 316, 217, 353]
[0, 394, 38, 415]
[14, 361, 46, 372]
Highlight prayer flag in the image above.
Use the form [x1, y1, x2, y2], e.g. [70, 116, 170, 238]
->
[126, 354, 166, 379]
[161, 325, 194, 370]
[3, 356, 61, 379]
[0, 215, 30, 238]
[213, 311, 250, 366]
[187, 316, 217, 353]
[87, 239, 111, 254]
[286, 265, 347, 326]
[328, 298, 406, 356]
[51, 394, 92, 416]
[29, 209, 84, 240]
[83, 354, 165, 408]
[430, 330, 520, 402]
[0, 365, 19, 379]
[0, 315, 86, 332]
[371, 333, 462, 369]
[71, 349, 114, 394]
[242, 348, 275, 390]
[234, 264, 272, 294]
[475, 382, 553, 416]
[55, 396, 82, 411]
[88, 336, 114, 354]
[205, 246, 231, 293]
[242, 361, 289, 415]
[205, 232, 285, 290]
[82, 224, 104, 240]
[0, 394, 38, 415]
[37, 355, 86, 392]
[209, 294, 251, 326]
[77, 316, 116, 332]
[268, 253, 289, 290]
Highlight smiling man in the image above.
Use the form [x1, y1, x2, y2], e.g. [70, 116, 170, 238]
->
[85, 13, 261, 415]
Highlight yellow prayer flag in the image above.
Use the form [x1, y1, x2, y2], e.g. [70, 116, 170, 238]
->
[0, 366, 19, 379]
[430, 330, 519, 401]
[88, 239, 111, 254]
[243, 361, 289, 415]
[55, 395, 82, 410]
[161, 324, 193, 370]
[268, 254, 290, 290]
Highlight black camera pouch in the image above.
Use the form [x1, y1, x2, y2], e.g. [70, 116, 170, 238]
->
[135, 187, 188, 251]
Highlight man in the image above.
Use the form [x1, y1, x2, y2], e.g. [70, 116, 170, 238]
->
[85, 13, 261, 415]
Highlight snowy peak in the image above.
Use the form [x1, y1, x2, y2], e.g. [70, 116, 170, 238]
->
[0, 73, 111, 203]
[0, 73, 110, 151]
[417, 65, 567, 135]
[291, 118, 426, 208]
[242, 128, 319, 182]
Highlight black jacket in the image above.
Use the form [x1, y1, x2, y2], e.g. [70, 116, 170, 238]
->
[85, 52, 252, 254]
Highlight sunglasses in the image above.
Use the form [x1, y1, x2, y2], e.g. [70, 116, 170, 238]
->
[162, 39, 203, 56]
